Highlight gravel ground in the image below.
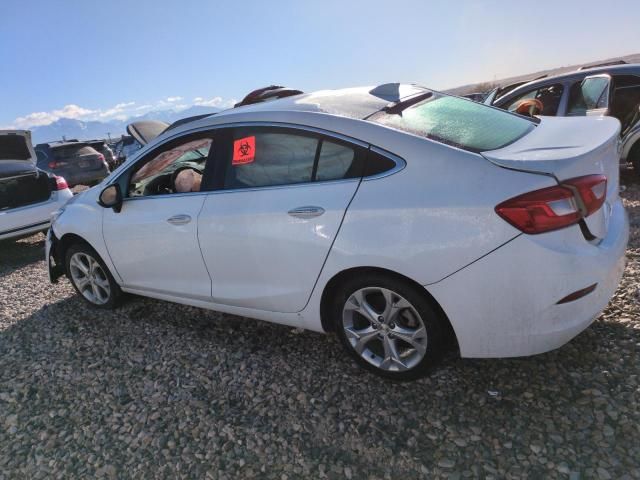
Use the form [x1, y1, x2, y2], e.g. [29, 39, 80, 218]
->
[1, 173, 639, 479]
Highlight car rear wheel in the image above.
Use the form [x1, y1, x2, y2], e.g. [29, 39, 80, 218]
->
[333, 273, 449, 380]
[65, 243, 121, 309]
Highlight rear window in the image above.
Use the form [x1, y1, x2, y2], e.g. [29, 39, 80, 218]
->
[52, 145, 97, 159]
[0, 135, 31, 161]
[369, 94, 536, 152]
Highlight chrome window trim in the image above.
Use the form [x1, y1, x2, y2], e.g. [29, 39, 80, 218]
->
[123, 190, 210, 203]
[124, 178, 361, 201]
[205, 177, 360, 196]
[112, 121, 405, 195]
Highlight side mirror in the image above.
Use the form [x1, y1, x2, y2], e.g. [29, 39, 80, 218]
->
[98, 184, 123, 212]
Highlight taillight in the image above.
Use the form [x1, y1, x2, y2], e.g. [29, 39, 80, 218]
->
[495, 175, 607, 234]
[97, 153, 107, 166]
[54, 176, 68, 191]
[48, 161, 58, 169]
[567, 174, 607, 216]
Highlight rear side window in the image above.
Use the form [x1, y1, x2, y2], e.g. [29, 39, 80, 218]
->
[223, 128, 364, 190]
[225, 132, 317, 189]
[315, 140, 359, 181]
[52, 145, 97, 159]
[365, 150, 397, 176]
[368, 94, 536, 152]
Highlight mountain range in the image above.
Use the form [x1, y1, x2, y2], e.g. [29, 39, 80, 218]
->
[31, 105, 221, 145]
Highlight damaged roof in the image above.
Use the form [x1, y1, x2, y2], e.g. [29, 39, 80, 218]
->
[221, 84, 430, 120]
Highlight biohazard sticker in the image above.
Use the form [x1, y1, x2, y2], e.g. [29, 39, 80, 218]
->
[233, 136, 256, 165]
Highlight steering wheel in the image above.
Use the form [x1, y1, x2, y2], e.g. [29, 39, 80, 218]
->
[171, 166, 203, 193]
[515, 98, 544, 117]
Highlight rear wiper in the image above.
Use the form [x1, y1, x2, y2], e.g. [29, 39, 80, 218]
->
[383, 91, 433, 115]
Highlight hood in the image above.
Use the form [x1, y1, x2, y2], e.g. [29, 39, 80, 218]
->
[126, 121, 169, 146]
[0, 130, 38, 178]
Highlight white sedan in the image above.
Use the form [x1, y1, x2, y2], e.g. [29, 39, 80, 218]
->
[1, 130, 72, 241]
[46, 84, 628, 379]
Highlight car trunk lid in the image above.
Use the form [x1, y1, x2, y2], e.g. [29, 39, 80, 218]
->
[482, 116, 621, 239]
[0, 130, 37, 172]
[0, 131, 52, 211]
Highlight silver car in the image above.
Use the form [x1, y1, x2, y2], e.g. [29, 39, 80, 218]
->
[485, 63, 640, 173]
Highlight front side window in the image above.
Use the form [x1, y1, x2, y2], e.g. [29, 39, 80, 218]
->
[223, 129, 363, 190]
[567, 75, 611, 115]
[128, 135, 212, 197]
[504, 84, 564, 116]
[369, 94, 536, 152]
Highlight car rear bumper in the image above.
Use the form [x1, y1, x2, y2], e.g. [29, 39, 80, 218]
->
[58, 168, 109, 187]
[427, 198, 629, 358]
[0, 189, 72, 241]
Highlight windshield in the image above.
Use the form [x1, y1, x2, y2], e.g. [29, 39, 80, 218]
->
[368, 94, 536, 152]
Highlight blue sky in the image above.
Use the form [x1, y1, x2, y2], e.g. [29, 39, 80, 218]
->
[1, 0, 639, 129]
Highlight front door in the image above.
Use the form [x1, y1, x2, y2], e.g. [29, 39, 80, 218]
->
[103, 132, 215, 299]
[198, 126, 366, 313]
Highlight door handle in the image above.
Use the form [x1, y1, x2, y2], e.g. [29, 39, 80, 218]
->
[166, 214, 192, 225]
[288, 206, 325, 219]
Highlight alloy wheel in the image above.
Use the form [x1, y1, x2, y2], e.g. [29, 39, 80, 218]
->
[69, 252, 111, 305]
[342, 287, 428, 372]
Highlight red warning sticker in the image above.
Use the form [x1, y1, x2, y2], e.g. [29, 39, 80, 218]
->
[233, 136, 256, 165]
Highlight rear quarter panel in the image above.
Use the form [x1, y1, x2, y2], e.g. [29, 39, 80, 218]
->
[301, 132, 559, 330]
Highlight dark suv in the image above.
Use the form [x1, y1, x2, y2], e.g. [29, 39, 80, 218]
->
[86, 140, 117, 170]
[35, 141, 111, 187]
[485, 63, 640, 172]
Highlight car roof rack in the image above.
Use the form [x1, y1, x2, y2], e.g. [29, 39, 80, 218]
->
[234, 85, 303, 108]
[578, 60, 627, 71]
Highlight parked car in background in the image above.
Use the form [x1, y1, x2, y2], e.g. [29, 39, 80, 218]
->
[485, 63, 640, 173]
[86, 140, 117, 170]
[1, 130, 72, 241]
[113, 135, 143, 164]
[35, 141, 110, 187]
[46, 84, 628, 380]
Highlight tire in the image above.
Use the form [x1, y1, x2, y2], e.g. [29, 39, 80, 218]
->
[65, 242, 122, 309]
[332, 272, 450, 380]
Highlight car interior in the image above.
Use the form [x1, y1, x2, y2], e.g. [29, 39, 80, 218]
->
[508, 84, 564, 116]
[610, 75, 640, 134]
[128, 138, 212, 197]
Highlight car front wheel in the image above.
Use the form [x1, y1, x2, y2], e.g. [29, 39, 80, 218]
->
[333, 273, 450, 380]
[65, 243, 121, 309]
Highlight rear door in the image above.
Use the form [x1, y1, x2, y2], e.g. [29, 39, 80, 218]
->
[198, 126, 366, 313]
